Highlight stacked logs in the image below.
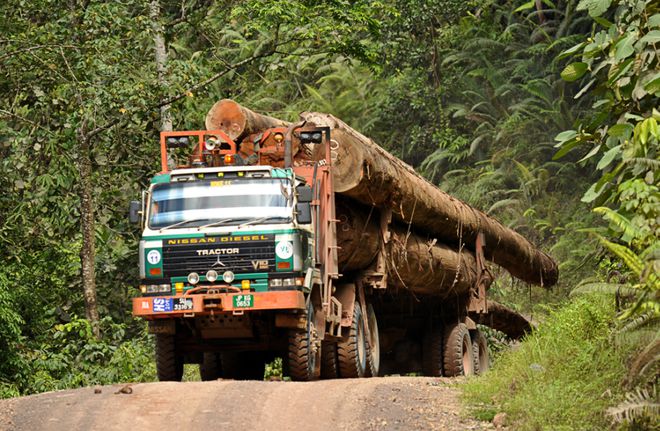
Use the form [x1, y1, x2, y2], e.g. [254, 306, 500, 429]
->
[206, 100, 559, 338]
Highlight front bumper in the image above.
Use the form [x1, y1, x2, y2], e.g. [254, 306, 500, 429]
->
[132, 290, 305, 319]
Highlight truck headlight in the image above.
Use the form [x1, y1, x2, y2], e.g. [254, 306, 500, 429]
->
[206, 270, 218, 282]
[187, 272, 200, 285]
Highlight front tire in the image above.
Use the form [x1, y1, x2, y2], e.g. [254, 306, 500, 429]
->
[287, 301, 321, 381]
[156, 334, 183, 382]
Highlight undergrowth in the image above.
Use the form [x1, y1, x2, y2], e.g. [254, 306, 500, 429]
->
[463, 294, 638, 430]
[0, 316, 156, 398]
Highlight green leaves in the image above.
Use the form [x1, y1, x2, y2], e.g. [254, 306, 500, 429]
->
[560, 62, 588, 82]
[576, 0, 612, 17]
[614, 32, 636, 61]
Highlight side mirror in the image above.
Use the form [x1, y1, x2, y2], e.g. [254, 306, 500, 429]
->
[296, 203, 312, 224]
[296, 185, 313, 203]
[129, 200, 141, 224]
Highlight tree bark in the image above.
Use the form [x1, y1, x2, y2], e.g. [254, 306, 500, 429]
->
[150, 0, 172, 132]
[77, 129, 100, 338]
[336, 197, 490, 298]
[205, 99, 289, 140]
[469, 300, 534, 340]
[301, 112, 558, 287]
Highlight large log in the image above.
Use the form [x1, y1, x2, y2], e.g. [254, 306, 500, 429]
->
[336, 197, 490, 298]
[205, 99, 289, 141]
[301, 112, 558, 287]
[469, 301, 534, 340]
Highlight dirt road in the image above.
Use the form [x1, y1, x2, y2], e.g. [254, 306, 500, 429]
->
[0, 376, 493, 431]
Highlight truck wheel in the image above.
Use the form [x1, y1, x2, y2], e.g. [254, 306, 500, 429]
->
[321, 341, 339, 379]
[422, 326, 444, 377]
[156, 334, 183, 382]
[199, 352, 221, 381]
[471, 329, 490, 375]
[443, 323, 474, 377]
[287, 301, 321, 381]
[365, 303, 380, 377]
[337, 301, 368, 378]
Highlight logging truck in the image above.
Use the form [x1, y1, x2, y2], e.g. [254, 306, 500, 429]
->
[130, 100, 557, 381]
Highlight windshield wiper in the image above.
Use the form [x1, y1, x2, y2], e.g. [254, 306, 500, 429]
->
[238, 216, 288, 228]
[198, 218, 235, 230]
[158, 218, 209, 232]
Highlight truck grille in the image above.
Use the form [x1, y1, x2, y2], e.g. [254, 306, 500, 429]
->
[162, 236, 275, 278]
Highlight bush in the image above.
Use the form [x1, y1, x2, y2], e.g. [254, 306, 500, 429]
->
[463, 295, 635, 430]
[6, 316, 157, 397]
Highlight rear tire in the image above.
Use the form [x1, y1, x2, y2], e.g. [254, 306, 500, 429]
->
[443, 323, 474, 377]
[156, 334, 183, 382]
[337, 302, 368, 378]
[365, 303, 380, 377]
[199, 352, 221, 381]
[422, 326, 444, 377]
[471, 329, 489, 375]
[287, 301, 321, 381]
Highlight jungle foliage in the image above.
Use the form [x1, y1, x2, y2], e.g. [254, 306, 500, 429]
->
[0, 0, 657, 427]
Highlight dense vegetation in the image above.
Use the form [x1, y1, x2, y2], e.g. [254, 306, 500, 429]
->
[0, 0, 657, 427]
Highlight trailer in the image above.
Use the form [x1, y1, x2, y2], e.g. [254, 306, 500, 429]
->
[130, 104, 551, 381]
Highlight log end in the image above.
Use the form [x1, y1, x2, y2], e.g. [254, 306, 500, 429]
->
[205, 99, 246, 140]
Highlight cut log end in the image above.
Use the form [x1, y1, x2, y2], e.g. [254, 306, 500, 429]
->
[205, 99, 247, 140]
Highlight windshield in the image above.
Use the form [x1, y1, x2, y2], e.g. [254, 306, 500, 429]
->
[149, 178, 292, 229]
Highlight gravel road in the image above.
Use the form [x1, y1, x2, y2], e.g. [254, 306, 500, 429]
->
[0, 376, 493, 431]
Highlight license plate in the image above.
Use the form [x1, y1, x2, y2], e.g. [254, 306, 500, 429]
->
[233, 294, 254, 308]
[173, 297, 193, 311]
[153, 297, 193, 312]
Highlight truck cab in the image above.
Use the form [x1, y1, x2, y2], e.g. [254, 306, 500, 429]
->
[131, 128, 347, 381]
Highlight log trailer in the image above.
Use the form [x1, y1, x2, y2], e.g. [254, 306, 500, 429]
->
[130, 101, 557, 381]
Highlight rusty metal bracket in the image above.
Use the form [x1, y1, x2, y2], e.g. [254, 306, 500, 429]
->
[367, 208, 392, 289]
[468, 231, 490, 314]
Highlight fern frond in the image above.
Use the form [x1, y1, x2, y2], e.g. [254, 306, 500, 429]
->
[606, 385, 659, 424]
[619, 313, 660, 333]
[593, 207, 642, 242]
[626, 337, 660, 386]
[597, 236, 644, 276]
[569, 282, 639, 298]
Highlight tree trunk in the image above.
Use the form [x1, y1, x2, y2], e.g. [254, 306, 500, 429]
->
[336, 197, 490, 298]
[301, 112, 558, 287]
[150, 0, 172, 132]
[205, 99, 289, 140]
[77, 130, 100, 338]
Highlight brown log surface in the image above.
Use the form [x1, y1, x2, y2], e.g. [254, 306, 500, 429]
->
[205, 99, 289, 140]
[469, 301, 534, 340]
[336, 198, 489, 298]
[301, 111, 558, 287]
